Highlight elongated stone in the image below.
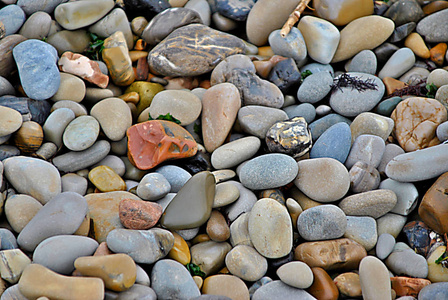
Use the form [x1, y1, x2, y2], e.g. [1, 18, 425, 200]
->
[54, 0, 115, 30]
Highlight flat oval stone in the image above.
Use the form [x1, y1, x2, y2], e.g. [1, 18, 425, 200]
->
[268, 28, 306, 63]
[13, 39, 60, 100]
[378, 48, 416, 79]
[419, 282, 448, 300]
[89, 165, 126, 192]
[347, 50, 377, 74]
[225, 245, 267, 282]
[359, 256, 392, 300]
[206, 210, 230, 242]
[18, 264, 104, 300]
[339, 189, 397, 219]
[376, 233, 396, 260]
[17, 192, 88, 252]
[151, 259, 200, 299]
[63, 115, 100, 151]
[149, 90, 202, 126]
[160, 171, 215, 230]
[107, 228, 174, 264]
[294, 238, 367, 272]
[297, 71, 333, 104]
[201, 83, 241, 152]
[297, 205, 347, 241]
[245, 0, 301, 46]
[310, 122, 351, 164]
[19, 11, 52, 39]
[332, 16, 394, 63]
[75, 253, 136, 292]
[416, 8, 448, 43]
[54, 0, 115, 30]
[329, 73, 385, 117]
[33, 235, 98, 275]
[385, 143, 448, 182]
[238, 106, 288, 139]
[0, 105, 22, 137]
[0, 5, 25, 36]
[148, 24, 245, 77]
[385, 244, 428, 278]
[239, 154, 298, 190]
[4, 194, 42, 233]
[43, 107, 76, 149]
[52, 140, 111, 173]
[252, 280, 315, 300]
[298, 16, 340, 64]
[4, 156, 61, 205]
[202, 275, 250, 300]
[211, 136, 260, 170]
[91, 98, 132, 142]
[277, 261, 313, 289]
[294, 157, 350, 203]
[142, 7, 202, 45]
[126, 120, 197, 170]
[191, 241, 232, 276]
[248, 198, 292, 259]
[51, 72, 86, 103]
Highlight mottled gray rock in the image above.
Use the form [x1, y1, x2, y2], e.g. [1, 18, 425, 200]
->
[17, 0, 66, 15]
[418, 282, 448, 300]
[155, 165, 191, 193]
[252, 280, 316, 300]
[297, 205, 347, 241]
[344, 216, 377, 251]
[416, 8, 448, 42]
[345, 134, 386, 169]
[297, 71, 333, 104]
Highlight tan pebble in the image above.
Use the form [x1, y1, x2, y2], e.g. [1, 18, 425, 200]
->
[423, 1, 448, 14]
[404, 32, 430, 59]
[0, 249, 31, 284]
[4, 194, 42, 233]
[383, 77, 407, 95]
[286, 198, 302, 228]
[192, 233, 211, 245]
[334, 272, 362, 298]
[93, 242, 112, 256]
[74, 253, 136, 292]
[206, 210, 230, 242]
[193, 276, 203, 289]
[102, 32, 135, 86]
[314, 0, 373, 26]
[258, 46, 274, 57]
[119, 91, 140, 104]
[427, 245, 448, 282]
[74, 214, 90, 236]
[168, 232, 191, 265]
[88, 165, 126, 192]
[0, 105, 22, 137]
[202, 275, 249, 300]
[18, 264, 104, 300]
[129, 50, 148, 62]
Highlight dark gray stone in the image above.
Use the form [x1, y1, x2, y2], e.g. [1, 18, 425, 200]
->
[416, 8, 448, 42]
[388, 22, 416, 43]
[383, 0, 424, 26]
[309, 113, 351, 141]
[268, 58, 301, 92]
[310, 122, 351, 164]
[216, 0, 255, 21]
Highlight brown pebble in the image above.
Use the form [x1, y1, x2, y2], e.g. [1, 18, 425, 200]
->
[119, 198, 163, 230]
[13, 121, 43, 154]
[430, 43, 447, 66]
[423, 1, 448, 14]
[383, 77, 407, 95]
[391, 276, 431, 297]
[307, 267, 339, 300]
[136, 57, 149, 81]
[206, 210, 230, 242]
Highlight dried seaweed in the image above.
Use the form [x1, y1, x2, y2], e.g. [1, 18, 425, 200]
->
[384, 79, 432, 99]
[331, 73, 378, 93]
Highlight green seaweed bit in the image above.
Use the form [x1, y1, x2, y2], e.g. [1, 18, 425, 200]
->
[426, 83, 438, 99]
[84, 32, 105, 61]
[435, 251, 448, 265]
[186, 262, 206, 278]
[300, 70, 313, 81]
[148, 113, 181, 124]
[331, 73, 378, 93]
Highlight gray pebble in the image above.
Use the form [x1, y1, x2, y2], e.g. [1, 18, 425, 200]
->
[376, 233, 395, 260]
[155, 165, 191, 193]
[297, 71, 333, 104]
[297, 205, 347, 241]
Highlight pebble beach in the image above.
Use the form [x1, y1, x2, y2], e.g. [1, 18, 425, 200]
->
[1, 0, 448, 299]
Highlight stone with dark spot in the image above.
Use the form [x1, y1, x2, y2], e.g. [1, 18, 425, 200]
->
[216, 0, 255, 21]
[123, 0, 171, 19]
[268, 58, 301, 92]
[127, 120, 198, 170]
[148, 24, 245, 77]
[384, 0, 424, 26]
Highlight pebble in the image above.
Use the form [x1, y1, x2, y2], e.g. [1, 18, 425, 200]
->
[191, 241, 232, 276]
[229, 213, 252, 247]
[155, 165, 191, 193]
[376, 233, 396, 260]
[418, 282, 448, 300]
[297, 205, 347, 241]
[88, 165, 126, 192]
[309, 113, 351, 141]
[379, 179, 418, 216]
[385, 243, 428, 278]
[283, 103, 316, 123]
[91, 97, 132, 142]
[225, 245, 267, 282]
[332, 16, 395, 63]
[33, 235, 98, 275]
[0, 249, 31, 284]
[4, 194, 42, 233]
[350, 112, 394, 143]
[308, 267, 339, 300]
[377, 213, 408, 238]
[405, 32, 430, 59]
[202, 275, 250, 300]
[17, 192, 87, 252]
[294, 157, 350, 202]
[167, 231, 191, 265]
[211, 136, 260, 170]
[416, 8, 448, 42]
[345, 134, 386, 169]
[0, 5, 26, 36]
[0, 105, 22, 137]
[54, 0, 114, 30]
[309, 122, 351, 163]
[206, 210, 230, 242]
[276, 261, 313, 289]
[151, 259, 200, 299]
[252, 280, 315, 300]
[298, 16, 340, 64]
[347, 50, 377, 74]
[248, 198, 292, 259]
[51, 72, 86, 103]
[136, 173, 171, 201]
[297, 71, 333, 104]
[119, 198, 163, 230]
[427, 246, 448, 282]
[339, 189, 397, 219]
[201, 83, 241, 152]
[238, 105, 289, 139]
[314, 0, 373, 26]
[268, 28, 307, 64]
[239, 153, 298, 190]
[419, 172, 448, 234]
[379, 47, 416, 79]
[359, 256, 392, 300]
[13, 39, 60, 100]
[333, 272, 362, 298]
[344, 216, 377, 251]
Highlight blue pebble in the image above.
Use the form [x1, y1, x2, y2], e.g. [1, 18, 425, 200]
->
[418, 282, 448, 300]
[309, 113, 351, 141]
[0, 229, 18, 250]
[216, 0, 255, 21]
[155, 165, 192, 193]
[310, 122, 352, 164]
[13, 39, 60, 100]
[0, 5, 26, 36]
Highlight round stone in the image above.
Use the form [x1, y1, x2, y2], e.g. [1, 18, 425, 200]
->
[268, 28, 307, 63]
[297, 205, 347, 241]
[51, 72, 86, 103]
[90, 97, 132, 141]
[225, 245, 267, 282]
[155, 165, 191, 193]
[297, 71, 333, 104]
[0, 106, 22, 137]
[137, 173, 171, 201]
[63, 115, 100, 151]
[4, 194, 42, 234]
[276, 261, 314, 289]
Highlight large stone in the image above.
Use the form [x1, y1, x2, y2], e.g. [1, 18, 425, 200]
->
[339, 189, 397, 219]
[211, 136, 260, 170]
[225, 245, 267, 282]
[202, 275, 250, 300]
[359, 256, 392, 300]
[248, 198, 292, 259]
[332, 16, 395, 63]
[148, 24, 245, 77]
[416, 8, 448, 42]
[127, 120, 197, 170]
[391, 97, 447, 152]
[54, 0, 115, 30]
[160, 171, 215, 230]
[419, 172, 448, 234]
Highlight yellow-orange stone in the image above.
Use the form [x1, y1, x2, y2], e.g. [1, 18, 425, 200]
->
[88, 165, 126, 192]
[430, 43, 447, 66]
[168, 232, 191, 265]
[383, 77, 407, 95]
[74, 254, 136, 292]
[314, 0, 374, 26]
[13, 121, 43, 154]
[404, 33, 431, 59]
[391, 97, 447, 152]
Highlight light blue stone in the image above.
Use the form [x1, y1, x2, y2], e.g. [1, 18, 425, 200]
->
[310, 122, 351, 164]
[297, 71, 333, 103]
[13, 39, 60, 100]
[0, 5, 26, 36]
[418, 282, 448, 300]
[347, 50, 377, 75]
[283, 103, 316, 123]
[268, 27, 307, 63]
[309, 113, 351, 141]
[155, 165, 192, 193]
